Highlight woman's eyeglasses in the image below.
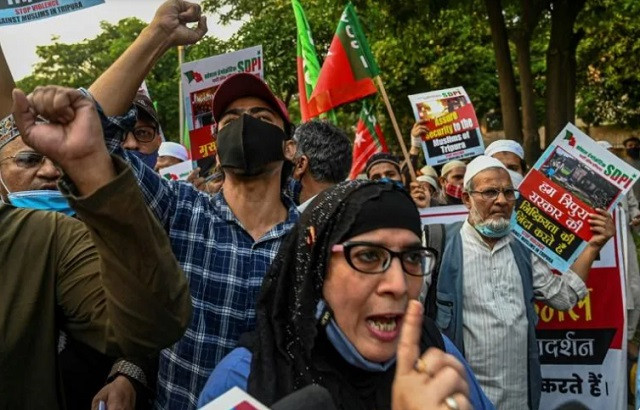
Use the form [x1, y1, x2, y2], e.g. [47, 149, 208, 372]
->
[331, 241, 436, 277]
[0, 151, 47, 169]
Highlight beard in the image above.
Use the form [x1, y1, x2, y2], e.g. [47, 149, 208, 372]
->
[470, 205, 511, 237]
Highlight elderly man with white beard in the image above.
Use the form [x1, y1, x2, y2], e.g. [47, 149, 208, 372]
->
[433, 156, 614, 410]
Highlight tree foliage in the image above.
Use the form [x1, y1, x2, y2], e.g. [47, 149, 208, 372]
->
[14, 0, 640, 148]
[576, 0, 640, 127]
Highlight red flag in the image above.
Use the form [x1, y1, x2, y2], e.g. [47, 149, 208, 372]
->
[307, 3, 380, 118]
[349, 102, 388, 179]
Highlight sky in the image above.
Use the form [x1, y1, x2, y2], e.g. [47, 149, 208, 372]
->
[0, 0, 240, 81]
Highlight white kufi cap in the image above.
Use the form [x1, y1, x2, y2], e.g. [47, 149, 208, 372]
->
[158, 142, 189, 161]
[485, 139, 524, 160]
[463, 155, 509, 187]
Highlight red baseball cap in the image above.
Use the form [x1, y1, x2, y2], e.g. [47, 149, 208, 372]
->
[212, 73, 290, 126]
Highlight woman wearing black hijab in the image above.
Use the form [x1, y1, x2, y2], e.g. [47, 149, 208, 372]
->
[198, 180, 493, 409]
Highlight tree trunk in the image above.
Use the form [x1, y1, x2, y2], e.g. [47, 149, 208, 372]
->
[545, 0, 586, 144]
[0, 44, 16, 118]
[485, 0, 523, 143]
[513, 0, 545, 164]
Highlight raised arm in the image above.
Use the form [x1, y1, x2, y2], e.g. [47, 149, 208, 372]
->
[88, 0, 207, 116]
[570, 208, 615, 281]
[12, 85, 191, 356]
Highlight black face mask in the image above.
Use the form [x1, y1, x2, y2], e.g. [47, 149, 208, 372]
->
[217, 114, 286, 176]
[627, 148, 640, 160]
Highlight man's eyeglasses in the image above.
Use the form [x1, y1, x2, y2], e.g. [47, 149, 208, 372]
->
[127, 126, 157, 143]
[331, 241, 436, 277]
[469, 188, 520, 201]
[0, 151, 47, 169]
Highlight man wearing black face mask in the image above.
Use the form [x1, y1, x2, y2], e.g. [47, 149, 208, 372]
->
[624, 136, 640, 199]
[84, 4, 299, 408]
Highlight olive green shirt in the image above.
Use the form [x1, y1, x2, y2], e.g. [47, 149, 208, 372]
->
[0, 158, 191, 409]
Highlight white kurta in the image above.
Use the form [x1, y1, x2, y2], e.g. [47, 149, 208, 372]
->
[460, 221, 588, 409]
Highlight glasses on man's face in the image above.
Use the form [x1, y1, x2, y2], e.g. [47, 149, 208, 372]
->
[469, 188, 520, 202]
[127, 126, 157, 143]
[332, 241, 436, 277]
[0, 151, 47, 169]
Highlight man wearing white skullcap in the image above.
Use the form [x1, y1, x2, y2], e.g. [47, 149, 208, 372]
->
[438, 159, 466, 205]
[154, 141, 189, 172]
[433, 155, 614, 410]
[485, 139, 527, 175]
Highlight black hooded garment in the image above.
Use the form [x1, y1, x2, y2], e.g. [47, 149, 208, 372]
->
[246, 180, 444, 409]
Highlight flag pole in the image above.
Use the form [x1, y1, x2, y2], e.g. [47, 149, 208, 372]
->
[0, 43, 16, 118]
[178, 45, 185, 146]
[374, 76, 416, 181]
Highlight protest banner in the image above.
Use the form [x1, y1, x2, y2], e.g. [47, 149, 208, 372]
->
[419, 204, 468, 226]
[0, 0, 104, 26]
[420, 204, 627, 409]
[514, 123, 639, 272]
[180, 46, 263, 161]
[536, 209, 626, 409]
[159, 160, 193, 182]
[408, 87, 484, 166]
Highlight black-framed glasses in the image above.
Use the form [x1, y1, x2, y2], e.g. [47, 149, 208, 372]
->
[127, 126, 157, 143]
[469, 188, 520, 201]
[0, 151, 47, 169]
[331, 241, 436, 277]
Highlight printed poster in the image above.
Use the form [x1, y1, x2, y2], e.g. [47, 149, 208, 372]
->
[159, 160, 193, 181]
[408, 86, 484, 166]
[513, 123, 639, 272]
[420, 205, 627, 409]
[181, 46, 263, 161]
[0, 0, 104, 25]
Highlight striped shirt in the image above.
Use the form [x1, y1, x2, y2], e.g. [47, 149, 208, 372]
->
[460, 221, 587, 409]
[95, 100, 299, 410]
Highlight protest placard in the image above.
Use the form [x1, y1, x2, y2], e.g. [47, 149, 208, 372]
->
[181, 46, 263, 161]
[0, 0, 104, 26]
[159, 160, 193, 181]
[514, 123, 639, 272]
[420, 205, 627, 410]
[408, 87, 484, 166]
[199, 387, 269, 410]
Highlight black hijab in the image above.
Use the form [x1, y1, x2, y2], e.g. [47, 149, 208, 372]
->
[247, 180, 441, 409]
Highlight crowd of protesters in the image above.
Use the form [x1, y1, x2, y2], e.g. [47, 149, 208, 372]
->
[1, 1, 636, 410]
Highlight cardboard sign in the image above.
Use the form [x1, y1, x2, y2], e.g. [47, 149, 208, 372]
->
[408, 87, 484, 165]
[0, 0, 104, 26]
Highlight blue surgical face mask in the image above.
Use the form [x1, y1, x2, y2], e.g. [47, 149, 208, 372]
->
[129, 150, 159, 170]
[316, 300, 396, 372]
[474, 210, 517, 238]
[7, 190, 75, 216]
[0, 169, 75, 216]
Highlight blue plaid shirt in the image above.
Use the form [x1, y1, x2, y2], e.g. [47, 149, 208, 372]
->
[93, 97, 298, 410]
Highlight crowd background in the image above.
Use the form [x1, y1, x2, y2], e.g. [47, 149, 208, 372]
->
[1, 1, 640, 410]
